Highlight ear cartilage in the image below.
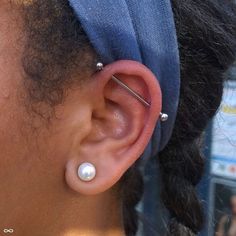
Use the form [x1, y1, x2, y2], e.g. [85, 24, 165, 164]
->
[111, 75, 151, 107]
[78, 162, 96, 182]
[95, 62, 168, 121]
[96, 62, 150, 107]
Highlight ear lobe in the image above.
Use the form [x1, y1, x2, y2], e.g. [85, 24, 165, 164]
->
[65, 60, 162, 195]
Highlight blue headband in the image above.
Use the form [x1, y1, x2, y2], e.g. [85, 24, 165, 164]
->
[69, 0, 180, 160]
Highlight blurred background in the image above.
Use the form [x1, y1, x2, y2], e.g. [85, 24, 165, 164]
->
[139, 61, 236, 236]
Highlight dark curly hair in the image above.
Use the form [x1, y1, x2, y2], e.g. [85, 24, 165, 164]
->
[20, 0, 236, 235]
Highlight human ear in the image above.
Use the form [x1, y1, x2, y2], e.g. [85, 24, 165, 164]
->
[65, 60, 162, 195]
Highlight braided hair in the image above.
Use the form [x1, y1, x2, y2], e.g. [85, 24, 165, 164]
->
[122, 1, 236, 235]
[159, 1, 236, 234]
[20, 0, 236, 235]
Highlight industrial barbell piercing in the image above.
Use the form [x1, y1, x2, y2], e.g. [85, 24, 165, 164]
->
[96, 62, 150, 107]
[96, 62, 168, 122]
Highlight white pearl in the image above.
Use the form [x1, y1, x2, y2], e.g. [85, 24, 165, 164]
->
[78, 162, 96, 182]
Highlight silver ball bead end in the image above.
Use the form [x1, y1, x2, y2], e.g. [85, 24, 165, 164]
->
[96, 62, 104, 71]
[160, 113, 169, 122]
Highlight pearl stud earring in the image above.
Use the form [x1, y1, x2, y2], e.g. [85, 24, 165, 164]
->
[78, 162, 96, 182]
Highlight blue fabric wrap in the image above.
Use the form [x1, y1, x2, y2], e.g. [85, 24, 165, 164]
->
[68, 0, 180, 160]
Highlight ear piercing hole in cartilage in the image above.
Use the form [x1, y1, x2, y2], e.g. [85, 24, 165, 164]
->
[96, 62, 168, 122]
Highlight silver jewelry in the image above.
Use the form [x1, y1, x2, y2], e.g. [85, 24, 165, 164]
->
[78, 162, 96, 182]
[160, 112, 169, 122]
[96, 62, 168, 121]
[96, 62, 104, 71]
[96, 62, 150, 107]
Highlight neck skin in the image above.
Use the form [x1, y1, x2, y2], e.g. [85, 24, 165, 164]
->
[1, 179, 124, 236]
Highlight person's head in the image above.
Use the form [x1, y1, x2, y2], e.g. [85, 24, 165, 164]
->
[0, 0, 236, 235]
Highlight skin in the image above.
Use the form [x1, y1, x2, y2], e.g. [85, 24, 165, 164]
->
[0, 1, 162, 236]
